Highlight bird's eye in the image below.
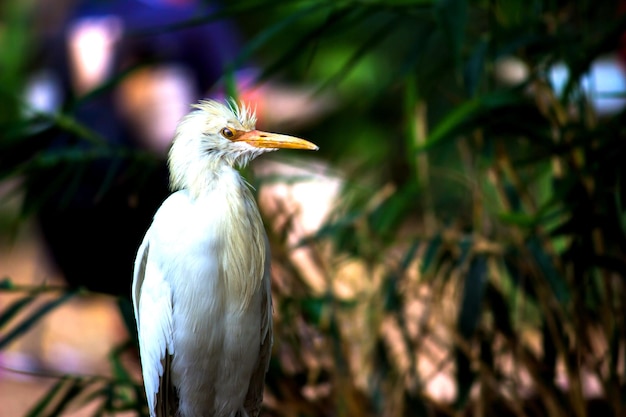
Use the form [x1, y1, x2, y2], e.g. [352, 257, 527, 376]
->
[221, 128, 235, 139]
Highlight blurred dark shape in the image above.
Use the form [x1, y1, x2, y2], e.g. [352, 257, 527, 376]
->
[24, 0, 245, 296]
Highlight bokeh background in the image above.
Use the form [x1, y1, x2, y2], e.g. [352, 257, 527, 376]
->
[2, 0, 626, 416]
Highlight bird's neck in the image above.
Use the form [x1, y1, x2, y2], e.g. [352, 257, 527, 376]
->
[176, 159, 241, 200]
[184, 163, 267, 310]
[215, 165, 267, 309]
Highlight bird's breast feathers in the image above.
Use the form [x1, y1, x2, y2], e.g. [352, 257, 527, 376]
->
[151, 182, 267, 305]
[139, 176, 270, 416]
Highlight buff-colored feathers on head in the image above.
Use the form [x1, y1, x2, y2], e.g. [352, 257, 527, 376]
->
[167, 100, 266, 195]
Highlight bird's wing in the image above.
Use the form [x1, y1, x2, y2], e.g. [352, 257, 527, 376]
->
[132, 234, 176, 417]
[244, 256, 274, 417]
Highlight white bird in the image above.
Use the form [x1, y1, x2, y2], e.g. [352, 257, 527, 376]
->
[132, 99, 318, 417]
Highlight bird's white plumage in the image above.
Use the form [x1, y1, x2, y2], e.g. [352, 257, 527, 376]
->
[134, 185, 270, 417]
[132, 100, 284, 417]
[133, 234, 175, 415]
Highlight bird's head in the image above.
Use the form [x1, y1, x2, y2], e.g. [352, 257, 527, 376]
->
[168, 99, 318, 193]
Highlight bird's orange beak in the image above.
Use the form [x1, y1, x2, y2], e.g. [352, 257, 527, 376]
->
[235, 130, 318, 151]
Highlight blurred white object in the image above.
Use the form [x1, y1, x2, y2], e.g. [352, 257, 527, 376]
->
[256, 158, 342, 295]
[495, 56, 530, 86]
[23, 71, 62, 115]
[68, 16, 123, 94]
[549, 54, 626, 115]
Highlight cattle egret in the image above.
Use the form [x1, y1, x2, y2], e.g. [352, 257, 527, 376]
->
[132, 99, 318, 417]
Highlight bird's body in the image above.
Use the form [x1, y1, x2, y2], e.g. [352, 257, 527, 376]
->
[132, 99, 317, 417]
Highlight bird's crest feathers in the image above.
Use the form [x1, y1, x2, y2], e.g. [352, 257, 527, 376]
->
[191, 98, 257, 130]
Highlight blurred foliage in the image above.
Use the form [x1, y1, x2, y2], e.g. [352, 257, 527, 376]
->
[2, 0, 626, 416]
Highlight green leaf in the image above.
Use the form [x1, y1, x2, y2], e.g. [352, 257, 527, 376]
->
[420, 233, 442, 273]
[231, 2, 333, 71]
[420, 91, 523, 151]
[527, 237, 569, 303]
[495, 0, 538, 28]
[0, 294, 37, 328]
[485, 283, 514, 339]
[25, 377, 72, 417]
[0, 290, 77, 349]
[454, 346, 474, 409]
[109, 342, 133, 381]
[540, 319, 557, 383]
[464, 37, 488, 97]
[316, 12, 399, 92]
[400, 238, 422, 272]
[368, 184, 418, 239]
[257, 5, 361, 83]
[434, 0, 468, 70]
[454, 254, 487, 409]
[458, 254, 488, 339]
[301, 296, 328, 326]
[43, 378, 90, 417]
[497, 211, 538, 227]
[382, 272, 402, 312]
[117, 297, 139, 346]
[25, 376, 89, 417]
